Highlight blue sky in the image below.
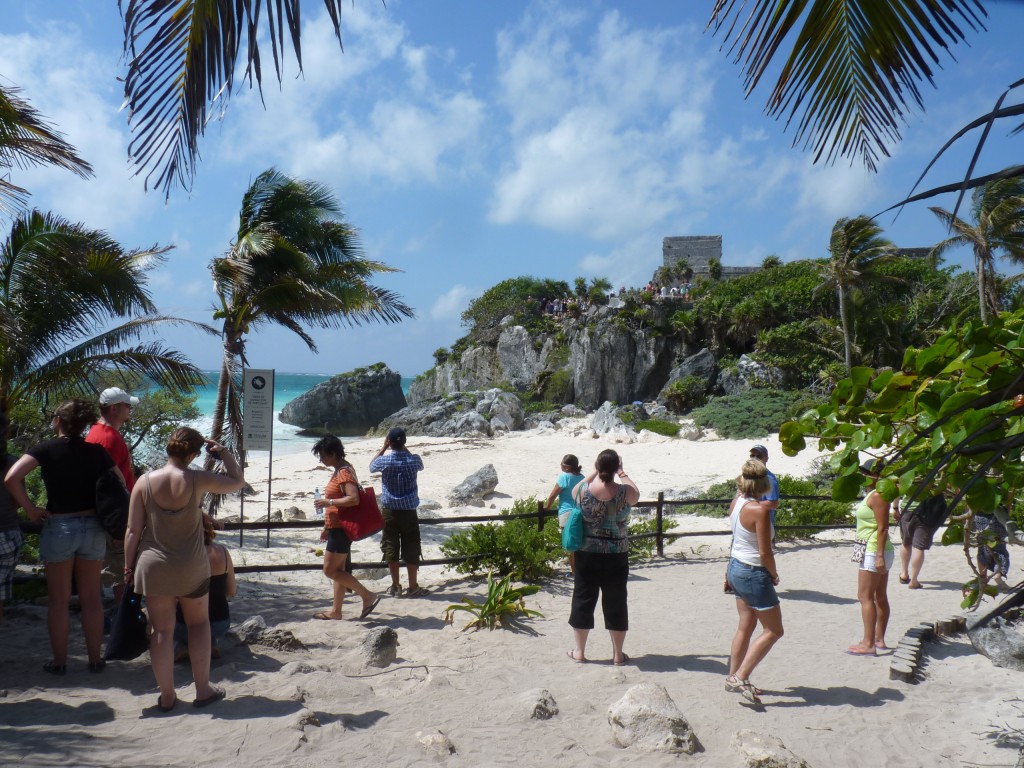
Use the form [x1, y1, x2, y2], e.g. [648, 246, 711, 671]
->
[2, 1, 1022, 378]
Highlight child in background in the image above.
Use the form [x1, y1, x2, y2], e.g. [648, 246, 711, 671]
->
[546, 454, 585, 575]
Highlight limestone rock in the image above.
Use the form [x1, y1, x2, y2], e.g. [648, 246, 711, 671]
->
[282, 506, 306, 521]
[486, 391, 525, 432]
[419, 499, 442, 512]
[496, 325, 546, 390]
[230, 616, 268, 645]
[279, 364, 406, 434]
[280, 662, 318, 676]
[448, 464, 499, 507]
[590, 402, 630, 435]
[258, 628, 305, 652]
[416, 729, 457, 757]
[969, 617, 1024, 671]
[658, 348, 719, 403]
[358, 626, 399, 668]
[519, 688, 559, 720]
[292, 708, 322, 731]
[718, 354, 785, 396]
[731, 730, 810, 768]
[607, 682, 699, 754]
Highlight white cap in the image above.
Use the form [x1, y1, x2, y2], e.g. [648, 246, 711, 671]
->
[99, 387, 140, 407]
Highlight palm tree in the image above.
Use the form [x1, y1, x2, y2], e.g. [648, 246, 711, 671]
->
[815, 216, 897, 375]
[0, 209, 207, 414]
[209, 168, 413, 456]
[929, 177, 1024, 324]
[0, 84, 93, 216]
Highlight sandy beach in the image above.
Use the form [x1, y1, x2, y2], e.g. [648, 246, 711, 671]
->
[2, 427, 1021, 767]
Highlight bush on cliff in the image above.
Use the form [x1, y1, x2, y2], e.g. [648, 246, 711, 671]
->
[690, 389, 804, 438]
[461, 276, 570, 336]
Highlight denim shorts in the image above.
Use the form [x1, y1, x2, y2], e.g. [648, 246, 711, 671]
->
[727, 558, 779, 611]
[39, 515, 106, 563]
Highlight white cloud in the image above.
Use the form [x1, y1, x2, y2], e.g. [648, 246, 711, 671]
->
[0, 25, 158, 230]
[430, 284, 475, 320]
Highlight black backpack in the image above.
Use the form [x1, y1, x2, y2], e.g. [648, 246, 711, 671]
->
[915, 495, 949, 527]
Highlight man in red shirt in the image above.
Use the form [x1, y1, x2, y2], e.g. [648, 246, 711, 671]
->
[87, 387, 138, 606]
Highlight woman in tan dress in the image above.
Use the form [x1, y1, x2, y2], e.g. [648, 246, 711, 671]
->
[124, 428, 244, 712]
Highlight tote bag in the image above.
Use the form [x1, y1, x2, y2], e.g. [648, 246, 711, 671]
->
[561, 507, 584, 551]
[337, 486, 385, 541]
[104, 583, 149, 661]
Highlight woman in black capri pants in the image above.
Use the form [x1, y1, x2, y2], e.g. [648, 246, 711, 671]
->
[566, 449, 639, 665]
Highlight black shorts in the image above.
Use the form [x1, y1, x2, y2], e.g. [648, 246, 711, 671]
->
[325, 527, 353, 554]
[380, 508, 421, 564]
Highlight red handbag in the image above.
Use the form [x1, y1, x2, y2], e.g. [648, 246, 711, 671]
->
[337, 486, 385, 541]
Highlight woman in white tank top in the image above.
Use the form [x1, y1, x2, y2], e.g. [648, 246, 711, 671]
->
[724, 459, 783, 706]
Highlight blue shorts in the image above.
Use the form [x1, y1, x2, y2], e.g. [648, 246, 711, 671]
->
[39, 515, 106, 563]
[727, 558, 779, 611]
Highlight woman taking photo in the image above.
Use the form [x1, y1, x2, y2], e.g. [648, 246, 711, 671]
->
[725, 458, 783, 706]
[567, 449, 639, 665]
[847, 459, 893, 656]
[124, 428, 244, 711]
[311, 435, 380, 621]
[5, 399, 119, 674]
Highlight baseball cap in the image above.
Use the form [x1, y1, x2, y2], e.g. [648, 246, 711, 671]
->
[387, 427, 406, 443]
[99, 387, 140, 407]
[749, 444, 768, 458]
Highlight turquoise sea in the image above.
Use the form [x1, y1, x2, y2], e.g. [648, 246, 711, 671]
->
[191, 371, 414, 456]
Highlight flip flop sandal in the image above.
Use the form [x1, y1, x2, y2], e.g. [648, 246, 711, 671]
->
[43, 661, 67, 676]
[192, 688, 225, 708]
[156, 695, 177, 713]
[359, 597, 381, 620]
[898, 576, 910, 584]
[845, 646, 877, 656]
[566, 649, 586, 663]
[313, 611, 342, 620]
[612, 653, 630, 666]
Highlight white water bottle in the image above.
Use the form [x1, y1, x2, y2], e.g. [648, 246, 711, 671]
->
[314, 487, 323, 519]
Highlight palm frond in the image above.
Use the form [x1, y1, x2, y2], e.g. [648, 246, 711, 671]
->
[0, 83, 93, 215]
[707, 0, 988, 172]
[119, 3, 349, 199]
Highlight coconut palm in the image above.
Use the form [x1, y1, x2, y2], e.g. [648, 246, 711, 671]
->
[0, 209, 207, 414]
[815, 217, 897, 375]
[209, 168, 413, 457]
[929, 177, 1024, 324]
[0, 84, 93, 216]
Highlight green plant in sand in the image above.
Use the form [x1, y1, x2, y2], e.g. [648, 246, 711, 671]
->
[443, 570, 543, 631]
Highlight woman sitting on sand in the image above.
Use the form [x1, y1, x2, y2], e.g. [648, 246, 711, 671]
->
[725, 458, 783, 705]
[174, 515, 236, 662]
[124, 428, 244, 712]
[311, 435, 380, 621]
[847, 459, 892, 657]
[567, 449, 639, 665]
[545, 453, 584, 574]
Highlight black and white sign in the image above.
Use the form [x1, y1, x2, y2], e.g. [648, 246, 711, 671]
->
[243, 368, 275, 451]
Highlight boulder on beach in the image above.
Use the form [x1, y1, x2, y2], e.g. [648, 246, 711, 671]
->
[279, 363, 406, 435]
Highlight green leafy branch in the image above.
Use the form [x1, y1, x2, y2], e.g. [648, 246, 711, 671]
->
[443, 571, 544, 632]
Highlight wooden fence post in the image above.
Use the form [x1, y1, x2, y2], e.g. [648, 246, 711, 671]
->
[537, 500, 545, 532]
[656, 492, 665, 558]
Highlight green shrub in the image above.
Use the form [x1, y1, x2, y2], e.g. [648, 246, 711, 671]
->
[541, 368, 573, 403]
[686, 474, 850, 541]
[635, 419, 680, 437]
[439, 498, 562, 582]
[690, 389, 803, 438]
[663, 375, 707, 413]
[628, 516, 679, 561]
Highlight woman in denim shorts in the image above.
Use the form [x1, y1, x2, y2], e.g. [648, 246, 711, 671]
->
[5, 399, 118, 675]
[724, 459, 782, 706]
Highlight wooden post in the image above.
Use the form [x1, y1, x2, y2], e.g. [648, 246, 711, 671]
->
[656, 492, 665, 558]
[537, 500, 545, 532]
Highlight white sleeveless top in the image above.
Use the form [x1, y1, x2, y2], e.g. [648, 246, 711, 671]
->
[730, 496, 770, 567]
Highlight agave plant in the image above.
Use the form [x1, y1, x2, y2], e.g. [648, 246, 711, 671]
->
[443, 571, 544, 632]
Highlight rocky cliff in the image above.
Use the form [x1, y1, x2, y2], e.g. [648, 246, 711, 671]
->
[409, 303, 691, 411]
[279, 363, 406, 434]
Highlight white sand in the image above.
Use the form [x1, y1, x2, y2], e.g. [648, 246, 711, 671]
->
[1, 429, 1021, 766]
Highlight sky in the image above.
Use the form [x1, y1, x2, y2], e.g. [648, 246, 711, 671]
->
[2, 1, 1023, 378]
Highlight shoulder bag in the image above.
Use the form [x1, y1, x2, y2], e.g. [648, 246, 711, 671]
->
[96, 467, 130, 540]
[337, 486, 386, 541]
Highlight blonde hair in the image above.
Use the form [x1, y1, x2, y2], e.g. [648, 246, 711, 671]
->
[736, 459, 771, 498]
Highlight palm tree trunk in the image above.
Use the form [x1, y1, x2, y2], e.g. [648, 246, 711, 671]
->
[210, 352, 231, 445]
[838, 285, 852, 375]
[975, 250, 989, 325]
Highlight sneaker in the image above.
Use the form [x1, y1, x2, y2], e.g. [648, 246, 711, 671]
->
[386, 584, 403, 597]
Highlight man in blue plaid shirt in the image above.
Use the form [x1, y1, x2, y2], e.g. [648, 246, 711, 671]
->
[370, 427, 426, 596]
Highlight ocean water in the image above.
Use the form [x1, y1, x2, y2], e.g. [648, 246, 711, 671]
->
[191, 371, 413, 456]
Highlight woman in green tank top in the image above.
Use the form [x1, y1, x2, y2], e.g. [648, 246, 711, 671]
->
[847, 460, 893, 656]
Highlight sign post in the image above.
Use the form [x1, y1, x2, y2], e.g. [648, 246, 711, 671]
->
[243, 368, 275, 548]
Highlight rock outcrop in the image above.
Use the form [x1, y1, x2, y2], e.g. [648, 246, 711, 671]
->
[279, 363, 406, 434]
[374, 390, 524, 438]
[969, 615, 1024, 671]
[448, 465, 499, 507]
[607, 682, 699, 754]
[731, 730, 810, 768]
